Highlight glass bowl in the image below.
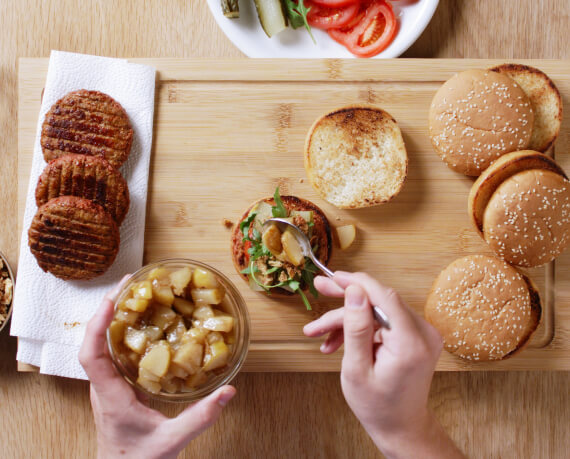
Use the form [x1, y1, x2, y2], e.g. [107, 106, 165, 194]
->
[107, 259, 250, 403]
[0, 250, 14, 334]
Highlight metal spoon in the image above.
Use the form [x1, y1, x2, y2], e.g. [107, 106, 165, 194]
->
[263, 218, 391, 330]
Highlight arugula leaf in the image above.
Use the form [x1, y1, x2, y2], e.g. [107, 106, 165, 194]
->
[287, 279, 300, 291]
[283, 0, 303, 28]
[240, 265, 260, 275]
[303, 258, 318, 274]
[282, 0, 316, 44]
[283, 278, 311, 311]
[272, 187, 288, 218]
[296, 286, 312, 311]
[302, 268, 318, 298]
[239, 212, 257, 236]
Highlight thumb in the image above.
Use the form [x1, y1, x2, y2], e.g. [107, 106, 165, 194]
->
[166, 385, 236, 448]
[342, 285, 374, 379]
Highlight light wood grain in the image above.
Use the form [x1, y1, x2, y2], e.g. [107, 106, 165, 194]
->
[18, 58, 570, 371]
[1, 1, 569, 458]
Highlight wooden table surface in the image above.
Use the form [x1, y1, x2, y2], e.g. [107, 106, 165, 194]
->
[0, 1, 569, 458]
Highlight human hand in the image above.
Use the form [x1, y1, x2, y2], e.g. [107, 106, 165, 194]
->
[79, 276, 236, 459]
[304, 272, 463, 459]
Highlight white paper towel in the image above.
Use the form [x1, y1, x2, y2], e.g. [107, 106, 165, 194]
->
[11, 51, 156, 379]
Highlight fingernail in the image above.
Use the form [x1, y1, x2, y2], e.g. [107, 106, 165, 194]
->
[320, 342, 328, 353]
[345, 285, 366, 309]
[217, 387, 236, 407]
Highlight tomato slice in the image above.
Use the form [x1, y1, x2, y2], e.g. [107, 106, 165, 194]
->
[328, 0, 397, 58]
[306, 1, 360, 29]
[311, 0, 361, 7]
[327, 3, 367, 45]
[243, 240, 252, 262]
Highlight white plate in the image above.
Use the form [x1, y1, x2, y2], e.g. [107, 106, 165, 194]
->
[207, 0, 439, 58]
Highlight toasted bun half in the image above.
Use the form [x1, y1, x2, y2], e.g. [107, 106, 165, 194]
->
[304, 105, 408, 209]
[468, 150, 568, 236]
[231, 195, 332, 295]
[429, 69, 534, 176]
[425, 255, 541, 361]
[490, 64, 563, 153]
[483, 168, 570, 267]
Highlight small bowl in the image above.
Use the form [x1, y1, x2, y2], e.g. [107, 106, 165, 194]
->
[107, 259, 250, 403]
[0, 250, 15, 334]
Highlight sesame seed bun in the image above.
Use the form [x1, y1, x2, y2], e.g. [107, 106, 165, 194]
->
[468, 150, 568, 236]
[304, 105, 408, 209]
[490, 64, 563, 153]
[425, 255, 541, 361]
[482, 168, 570, 267]
[429, 70, 534, 176]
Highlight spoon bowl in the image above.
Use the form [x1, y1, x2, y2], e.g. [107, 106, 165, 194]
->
[263, 218, 333, 277]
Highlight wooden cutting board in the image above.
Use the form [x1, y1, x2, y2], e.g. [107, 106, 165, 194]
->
[18, 58, 570, 371]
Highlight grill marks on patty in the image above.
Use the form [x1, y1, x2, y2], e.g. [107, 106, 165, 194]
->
[28, 196, 120, 280]
[35, 154, 130, 225]
[41, 90, 133, 169]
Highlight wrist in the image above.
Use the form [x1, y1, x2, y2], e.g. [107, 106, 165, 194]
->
[366, 410, 464, 459]
[97, 439, 179, 459]
[365, 410, 435, 459]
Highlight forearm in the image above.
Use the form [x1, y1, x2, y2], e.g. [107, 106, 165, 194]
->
[367, 412, 466, 459]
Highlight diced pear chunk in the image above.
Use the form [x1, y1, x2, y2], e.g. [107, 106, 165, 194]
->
[203, 316, 234, 333]
[152, 284, 175, 306]
[290, 210, 313, 223]
[191, 287, 225, 305]
[125, 298, 149, 313]
[192, 305, 214, 320]
[172, 342, 204, 375]
[206, 331, 224, 344]
[165, 317, 187, 345]
[251, 201, 274, 232]
[170, 267, 193, 296]
[202, 341, 230, 372]
[281, 228, 304, 266]
[192, 268, 220, 289]
[183, 327, 209, 344]
[137, 374, 162, 394]
[336, 224, 356, 250]
[139, 342, 171, 378]
[143, 326, 163, 342]
[148, 267, 171, 283]
[184, 371, 208, 389]
[133, 280, 153, 299]
[262, 223, 283, 257]
[124, 327, 148, 354]
[108, 320, 125, 347]
[150, 305, 177, 330]
[169, 363, 189, 379]
[139, 367, 160, 382]
[161, 376, 182, 394]
[172, 297, 195, 316]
